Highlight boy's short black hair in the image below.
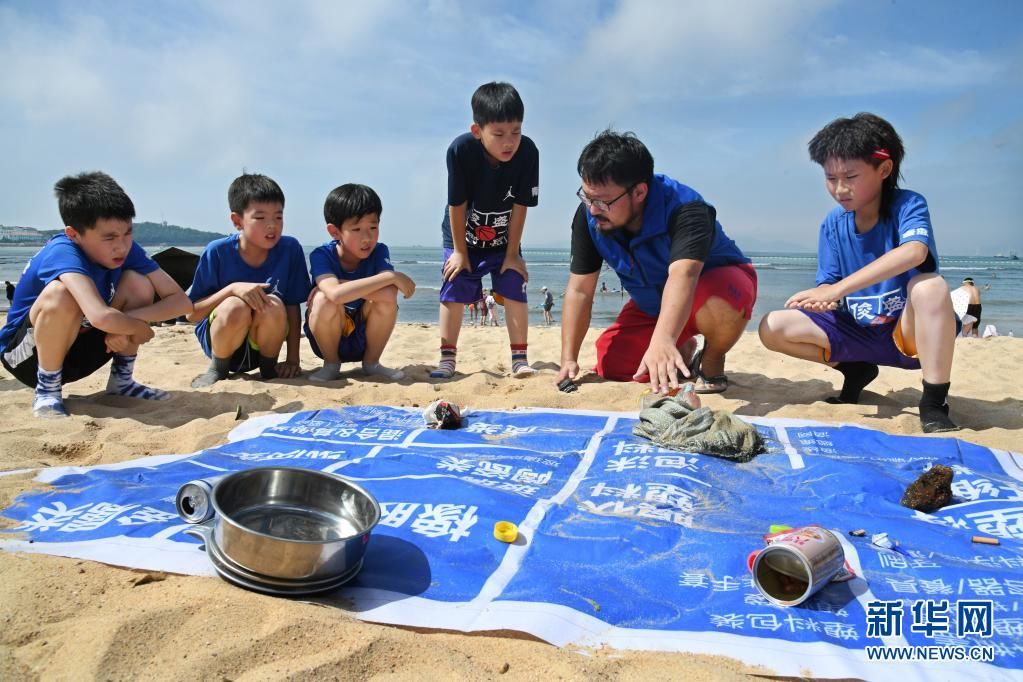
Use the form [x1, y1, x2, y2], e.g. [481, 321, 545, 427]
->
[324, 183, 383, 226]
[471, 82, 524, 127]
[228, 173, 285, 214]
[53, 171, 135, 232]
[577, 129, 655, 189]
[808, 112, 905, 217]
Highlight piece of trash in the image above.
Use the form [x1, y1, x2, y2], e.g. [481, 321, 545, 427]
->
[900, 464, 953, 513]
[234, 405, 245, 421]
[640, 382, 701, 410]
[849, 529, 867, 537]
[748, 526, 851, 607]
[130, 572, 167, 587]
[423, 400, 462, 429]
[871, 532, 909, 556]
[972, 535, 1000, 546]
[768, 524, 793, 535]
[493, 521, 518, 543]
[557, 378, 578, 393]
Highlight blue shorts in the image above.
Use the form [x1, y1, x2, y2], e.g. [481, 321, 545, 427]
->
[304, 304, 367, 363]
[801, 309, 923, 369]
[439, 248, 527, 304]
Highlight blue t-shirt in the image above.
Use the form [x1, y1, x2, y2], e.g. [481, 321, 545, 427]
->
[816, 189, 940, 326]
[0, 235, 158, 353]
[441, 132, 540, 250]
[309, 241, 393, 311]
[188, 234, 311, 306]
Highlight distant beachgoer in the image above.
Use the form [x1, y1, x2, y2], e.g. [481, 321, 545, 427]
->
[5, 280, 14, 303]
[758, 112, 959, 433]
[599, 281, 608, 294]
[467, 299, 478, 326]
[486, 289, 499, 326]
[953, 277, 983, 337]
[557, 130, 756, 396]
[541, 286, 554, 326]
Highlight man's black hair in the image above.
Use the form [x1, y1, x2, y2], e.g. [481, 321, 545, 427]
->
[53, 171, 135, 232]
[808, 112, 905, 217]
[324, 183, 383, 226]
[471, 82, 524, 127]
[228, 173, 285, 214]
[577, 129, 655, 188]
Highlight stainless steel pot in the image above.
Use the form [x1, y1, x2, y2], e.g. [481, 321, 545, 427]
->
[209, 467, 380, 581]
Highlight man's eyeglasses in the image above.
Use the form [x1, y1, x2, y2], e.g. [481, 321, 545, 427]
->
[576, 185, 635, 213]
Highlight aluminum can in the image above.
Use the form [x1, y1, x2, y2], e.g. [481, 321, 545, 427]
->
[175, 476, 224, 524]
[751, 526, 845, 606]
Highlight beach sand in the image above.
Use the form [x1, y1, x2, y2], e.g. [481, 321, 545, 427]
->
[1, 323, 1020, 679]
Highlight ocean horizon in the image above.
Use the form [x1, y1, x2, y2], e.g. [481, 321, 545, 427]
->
[2, 245, 1021, 336]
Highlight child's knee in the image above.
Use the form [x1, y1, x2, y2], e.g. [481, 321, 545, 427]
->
[309, 291, 340, 319]
[31, 281, 81, 322]
[114, 270, 156, 310]
[908, 273, 949, 303]
[215, 298, 253, 328]
[255, 295, 287, 325]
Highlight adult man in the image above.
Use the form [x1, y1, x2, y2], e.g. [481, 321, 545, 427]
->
[951, 277, 983, 337]
[541, 286, 554, 326]
[556, 130, 757, 394]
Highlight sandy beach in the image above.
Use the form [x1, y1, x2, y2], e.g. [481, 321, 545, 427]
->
[1, 323, 1020, 679]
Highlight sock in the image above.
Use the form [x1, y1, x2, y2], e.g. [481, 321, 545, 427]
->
[33, 366, 68, 418]
[310, 362, 342, 382]
[105, 354, 169, 400]
[825, 362, 879, 404]
[191, 356, 232, 388]
[919, 380, 959, 433]
[430, 345, 457, 379]
[511, 343, 535, 376]
[258, 355, 278, 380]
[363, 361, 405, 380]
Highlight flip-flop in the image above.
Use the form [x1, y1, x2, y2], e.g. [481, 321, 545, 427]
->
[687, 347, 729, 394]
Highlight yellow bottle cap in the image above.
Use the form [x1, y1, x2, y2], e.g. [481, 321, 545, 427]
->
[493, 521, 518, 543]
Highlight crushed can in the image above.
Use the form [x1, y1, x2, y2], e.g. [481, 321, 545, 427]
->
[750, 525, 846, 606]
[174, 476, 224, 524]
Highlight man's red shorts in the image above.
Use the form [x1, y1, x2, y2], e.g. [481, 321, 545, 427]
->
[594, 263, 758, 381]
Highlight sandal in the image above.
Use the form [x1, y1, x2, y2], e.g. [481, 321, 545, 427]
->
[687, 347, 729, 394]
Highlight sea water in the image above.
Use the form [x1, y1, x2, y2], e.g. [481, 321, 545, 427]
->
[2, 245, 1021, 335]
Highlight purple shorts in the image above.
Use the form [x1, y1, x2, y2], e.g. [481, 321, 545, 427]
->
[439, 248, 528, 304]
[801, 309, 921, 370]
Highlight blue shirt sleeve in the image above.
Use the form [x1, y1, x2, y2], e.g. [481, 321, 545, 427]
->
[309, 244, 338, 282]
[373, 243, 395, 273]
[123, 241, 159, 275]
[895, 193, 934, 249]
[281, 239, 311, 305]
[188, 246, 220, 303]
[815, 220, 844, 286]
[36, 239, 93, 285]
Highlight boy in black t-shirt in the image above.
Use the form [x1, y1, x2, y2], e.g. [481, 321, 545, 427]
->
[431, 82, 540, 378]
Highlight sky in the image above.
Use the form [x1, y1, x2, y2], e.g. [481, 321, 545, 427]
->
[1, 0, 1021, 254]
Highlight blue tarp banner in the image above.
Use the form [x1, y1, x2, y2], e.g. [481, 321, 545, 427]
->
[2, 406, 1022, 680]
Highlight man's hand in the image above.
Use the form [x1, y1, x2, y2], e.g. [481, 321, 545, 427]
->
[501, 252, 528, 281]
[105, 333, 133, 354]
[785, 284, 841, 311]
[555, 360, 580, 387]
[233, 282, 273, 313]
[442, 252, 470, 282]
[392, 272, 416, 298]
[275, 359, 301, 379]
[634, 336, 688, 394]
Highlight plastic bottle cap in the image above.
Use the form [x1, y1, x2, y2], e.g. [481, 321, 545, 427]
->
[493, 521, 518, 543]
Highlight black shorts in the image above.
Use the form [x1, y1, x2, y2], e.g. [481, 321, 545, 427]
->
[1, 316, 112, 388]
[966, 303, 982, 326]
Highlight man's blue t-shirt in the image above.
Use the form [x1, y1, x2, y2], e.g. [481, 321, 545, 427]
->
[441, 132, 540, 251]
[188, 234, 311, 307]
[0, 235, 158, 353]
[309, 241, 393, 311]
[816, 189, 940, 326]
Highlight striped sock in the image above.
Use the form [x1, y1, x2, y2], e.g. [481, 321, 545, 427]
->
[33, 366, 68, 417]
[106, 354, 169, 400]
[511, 343, 535, 376]
[430, 345, 457, 379]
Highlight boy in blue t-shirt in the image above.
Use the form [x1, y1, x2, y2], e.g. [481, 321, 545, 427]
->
[0, 172, 192, 417]
[431, 81, 540, 379]
[305, 184, 415, 382]
[187, 173, 311, 388]
[758, 113, 959, 433]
